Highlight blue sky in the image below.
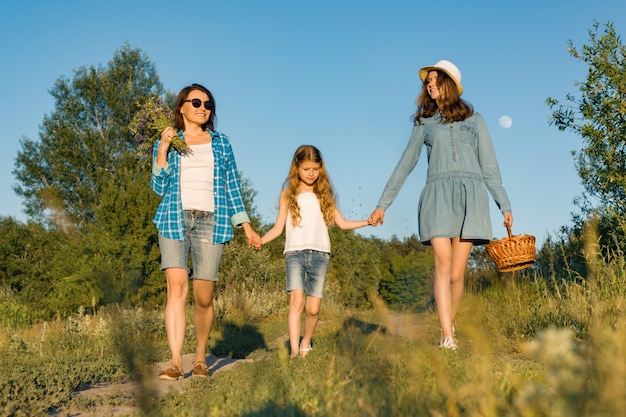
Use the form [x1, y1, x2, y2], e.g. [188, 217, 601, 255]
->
[1, 1, 624, 244]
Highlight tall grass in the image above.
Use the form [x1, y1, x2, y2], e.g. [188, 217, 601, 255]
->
[1, 245, 625, 416]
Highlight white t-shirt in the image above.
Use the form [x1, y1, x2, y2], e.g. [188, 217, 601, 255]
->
[180, 143, 215, 212]
[284, 192, 331, 253]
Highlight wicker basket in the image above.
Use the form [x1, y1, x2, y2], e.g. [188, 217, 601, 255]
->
[486, 225, 536, 272]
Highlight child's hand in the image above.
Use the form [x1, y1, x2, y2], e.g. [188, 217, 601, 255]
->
[243, 225, 262, 249]
[249, 234, 262, 249]
[368, 208, 385, 226]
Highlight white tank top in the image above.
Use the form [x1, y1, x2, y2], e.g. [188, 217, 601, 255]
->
[180, 143, 215, 211]
[284, 192, 331, 254]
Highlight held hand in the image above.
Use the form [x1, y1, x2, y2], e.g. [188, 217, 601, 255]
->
[255, 235, 270, 250]
[251, 234, 263, 250]
[245, 228, 262, 249]
[368, 208, 385, 226]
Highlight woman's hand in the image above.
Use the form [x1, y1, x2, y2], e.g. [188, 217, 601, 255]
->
[504, 213, 513, 228]
[368, 208, 385, 226]
[160, 127, 178, 146]
[242, 223, 262, 249]
[155, 127, 178, 168]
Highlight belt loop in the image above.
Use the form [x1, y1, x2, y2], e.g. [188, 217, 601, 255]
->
[187, 209, 212, 218]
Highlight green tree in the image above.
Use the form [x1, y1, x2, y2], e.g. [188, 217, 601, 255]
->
[0, 217, 64, 306]
[377, 235, 434, 311]
[12, 44, 165, 309]
[13, 43, 163, 230]
[326, 228, 381, 309]
[378, 249, 433, 311]
[546, 21, 626, 255]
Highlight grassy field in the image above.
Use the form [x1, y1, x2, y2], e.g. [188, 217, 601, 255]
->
[1, 260, 625, 416]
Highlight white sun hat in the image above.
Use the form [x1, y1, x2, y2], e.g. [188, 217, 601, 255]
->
[419, 60, 463, 95]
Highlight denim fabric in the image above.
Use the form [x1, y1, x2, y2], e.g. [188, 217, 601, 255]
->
[377, 113, 511, 244]
[158, 210, 224, 281]
[285, 250, 330, 299]
[151, 130, 250, 244]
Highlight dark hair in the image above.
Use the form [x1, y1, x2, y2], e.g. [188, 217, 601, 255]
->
[174, 83, 216, 131]
[413, 69, 473, 124]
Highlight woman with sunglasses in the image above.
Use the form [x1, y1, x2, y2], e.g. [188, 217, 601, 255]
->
[369, 60, 513, 350]
[151, 83, 261, 380]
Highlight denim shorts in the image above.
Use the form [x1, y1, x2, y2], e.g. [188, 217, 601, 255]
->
[285, 250, 330, 298]
[158, 210, 224, 281]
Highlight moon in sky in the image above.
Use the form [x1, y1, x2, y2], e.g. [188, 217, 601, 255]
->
[499, 115, 512, 129]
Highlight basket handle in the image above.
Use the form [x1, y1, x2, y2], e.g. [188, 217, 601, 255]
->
[505, 224, 513, 239]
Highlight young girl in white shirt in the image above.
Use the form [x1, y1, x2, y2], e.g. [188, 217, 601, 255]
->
[258, 145, 373, 358]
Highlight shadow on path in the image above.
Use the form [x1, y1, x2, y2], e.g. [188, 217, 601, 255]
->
[49, 321, 267, 416]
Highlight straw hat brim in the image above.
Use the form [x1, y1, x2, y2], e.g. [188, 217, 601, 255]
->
[419, 64, 463, 96]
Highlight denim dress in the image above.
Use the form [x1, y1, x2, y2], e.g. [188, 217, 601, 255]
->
[377, 112, 511, 245]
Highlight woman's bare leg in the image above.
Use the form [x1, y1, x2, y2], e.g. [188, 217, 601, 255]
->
[431, 237, 472, 340]
[192, 279, 215, 363]
[164, 268, 189, 369]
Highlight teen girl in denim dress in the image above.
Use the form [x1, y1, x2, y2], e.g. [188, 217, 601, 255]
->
[369, 60, 513, 350]
[258, 145, 372, 358]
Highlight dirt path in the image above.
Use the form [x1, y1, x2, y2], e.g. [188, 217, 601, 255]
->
[385, 310, 430, 341]
[48, 353, 252, 416]
[48, 313, 421, 416]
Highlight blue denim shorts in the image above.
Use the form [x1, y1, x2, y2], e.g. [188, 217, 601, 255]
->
[158, 210, 224, 281]
[285, 250, 330, 299]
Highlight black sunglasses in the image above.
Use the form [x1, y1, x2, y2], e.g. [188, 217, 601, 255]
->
[184, 98, 214, 111]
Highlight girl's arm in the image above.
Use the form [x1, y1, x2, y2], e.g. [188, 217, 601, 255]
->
[260, 191, 289, 246]
[333, 207, 370, 230]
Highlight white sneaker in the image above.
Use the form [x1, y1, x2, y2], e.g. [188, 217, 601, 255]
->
[439, 326, 456, 344]
[439, 336, 458, 350]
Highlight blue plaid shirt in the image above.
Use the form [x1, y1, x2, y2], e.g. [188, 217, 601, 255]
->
[151, 130, 250, 244]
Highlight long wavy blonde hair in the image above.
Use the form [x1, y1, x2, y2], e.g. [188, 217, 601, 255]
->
[284, 145, 336, 227]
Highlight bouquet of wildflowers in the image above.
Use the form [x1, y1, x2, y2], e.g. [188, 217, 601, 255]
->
[129, 96, 190, 157]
